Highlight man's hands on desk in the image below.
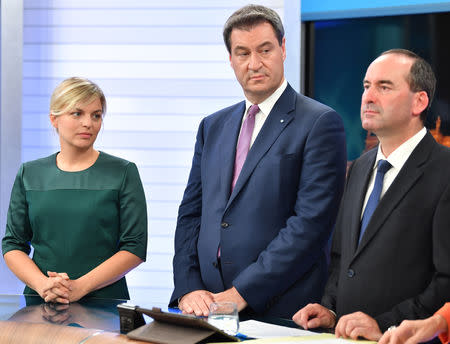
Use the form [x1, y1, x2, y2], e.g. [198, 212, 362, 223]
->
[293, 303, 382, 341]
[334, 311, 382, 341]
[293, 303, 336, 329]
[179, 287, 247, 316]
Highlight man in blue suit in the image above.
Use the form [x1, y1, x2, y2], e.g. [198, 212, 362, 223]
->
[170, 4, 347, 318]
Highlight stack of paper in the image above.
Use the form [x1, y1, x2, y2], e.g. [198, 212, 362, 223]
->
[231, 320, 375, 344]
[239, 320, 319, 339]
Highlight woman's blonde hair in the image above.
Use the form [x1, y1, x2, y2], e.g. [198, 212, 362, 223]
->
[50, 77, 106, 116]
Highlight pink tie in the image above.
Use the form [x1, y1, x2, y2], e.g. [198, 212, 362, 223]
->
[231, 104, 259, 190]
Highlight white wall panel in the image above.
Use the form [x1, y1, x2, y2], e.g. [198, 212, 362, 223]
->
[24, 44, 228, 61]
[24, 95, 241, 115]
[146, 185, 186, 202]
[24, 9, 231, 26]
[22, 129, 197, 150]
[25, 0, 283, 8]
[24, 27, 223, 44]
[127, 271, 173, 289]
[22, 148, 194, 167]
[24, 61, 234, 79]
[144, 254, 173, 272]
[146, 201, 180, 220]
[22, 0, 285, 306]
[106, 96, 241, 114]
[23, 113, 205, 132]
[23, 78, 242, 97]
[147, 236, 175, 256]
[148, 219, 177, 237]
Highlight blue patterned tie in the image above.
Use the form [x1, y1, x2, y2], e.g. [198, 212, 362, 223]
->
[359, 159, 392, 243]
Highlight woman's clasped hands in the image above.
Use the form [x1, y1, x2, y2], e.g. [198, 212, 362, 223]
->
[39, 271, 86, 304]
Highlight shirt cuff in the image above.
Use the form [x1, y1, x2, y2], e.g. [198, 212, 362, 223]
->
[328, 309, 337, 318]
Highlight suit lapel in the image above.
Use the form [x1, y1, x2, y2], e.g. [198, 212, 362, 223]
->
[219, 102, 246, 204]
[353, 132, 434, 258]
[225, 85, 296, 211]
[348, 150, 377, 254]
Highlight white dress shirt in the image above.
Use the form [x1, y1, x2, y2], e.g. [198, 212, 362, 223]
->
[361, 127, 427, 217]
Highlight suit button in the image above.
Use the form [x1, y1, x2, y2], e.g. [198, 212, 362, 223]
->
[221, 222, 229, 228]
[347, 269, 355, 278]
[212, 261, 218, 268]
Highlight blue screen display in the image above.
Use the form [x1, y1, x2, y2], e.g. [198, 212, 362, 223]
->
[302, 0, 450, 20]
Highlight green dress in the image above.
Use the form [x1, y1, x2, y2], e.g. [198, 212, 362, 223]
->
[2, 151, 148, 299]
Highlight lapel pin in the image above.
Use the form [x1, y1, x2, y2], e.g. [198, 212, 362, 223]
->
[280, 119, 284, 123]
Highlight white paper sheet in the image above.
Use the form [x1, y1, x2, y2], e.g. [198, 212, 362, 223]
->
[239, 320, 320, 339]
[245, 338, 363, 344]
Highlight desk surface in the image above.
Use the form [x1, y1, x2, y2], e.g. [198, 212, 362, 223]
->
[0, 294, 169, 343]
[0, 294, 305, 343]
[0, 294, 168, 330]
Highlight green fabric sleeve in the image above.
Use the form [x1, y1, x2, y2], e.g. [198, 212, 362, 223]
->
[2, 164, 33, 256]
[118, 162, 148, 261]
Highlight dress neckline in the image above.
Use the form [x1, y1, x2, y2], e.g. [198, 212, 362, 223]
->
[54, 151, 102, 173]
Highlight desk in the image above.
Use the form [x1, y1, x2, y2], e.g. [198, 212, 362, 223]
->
[0, 294, 166, 343]
[0, 294, 311, 343]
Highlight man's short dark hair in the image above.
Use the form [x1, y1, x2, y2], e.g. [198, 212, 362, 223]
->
[381, 49, 436, 121]
[223, 4, 284, 54]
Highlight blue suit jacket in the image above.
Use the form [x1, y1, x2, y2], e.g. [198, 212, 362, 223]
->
[170, 84, 347, 318]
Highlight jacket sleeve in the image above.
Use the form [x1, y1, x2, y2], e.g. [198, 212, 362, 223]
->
[375, 183, 450, 331]
[169, 119, 207, 307]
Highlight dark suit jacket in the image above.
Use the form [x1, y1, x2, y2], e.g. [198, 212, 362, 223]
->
[170, 84, 347, 318]
[322, 132, 450, 331]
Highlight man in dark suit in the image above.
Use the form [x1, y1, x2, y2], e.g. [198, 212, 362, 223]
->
[293, 49, 450, 340]
[169, 5, 347, 318]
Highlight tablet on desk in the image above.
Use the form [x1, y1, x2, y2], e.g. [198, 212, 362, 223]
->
[120, 305, 239, 344]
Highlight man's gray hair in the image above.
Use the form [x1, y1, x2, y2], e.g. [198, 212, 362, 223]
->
[223, 4, 284, 54]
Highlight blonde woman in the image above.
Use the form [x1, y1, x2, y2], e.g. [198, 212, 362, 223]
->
[2, 77, 147, 303]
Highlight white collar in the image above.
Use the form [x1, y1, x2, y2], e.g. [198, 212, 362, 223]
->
[244, 79, 288, 116]
[374, 127, 427, 170]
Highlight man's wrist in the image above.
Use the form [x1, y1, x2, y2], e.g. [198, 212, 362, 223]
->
[435, 306, 450, 334]
[231, 286, 247, 310]
[178, 290, 198, 306]
[327, 308, 337, 328]
[178, 293, 188, 306]
[431, 314, 448, 334]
